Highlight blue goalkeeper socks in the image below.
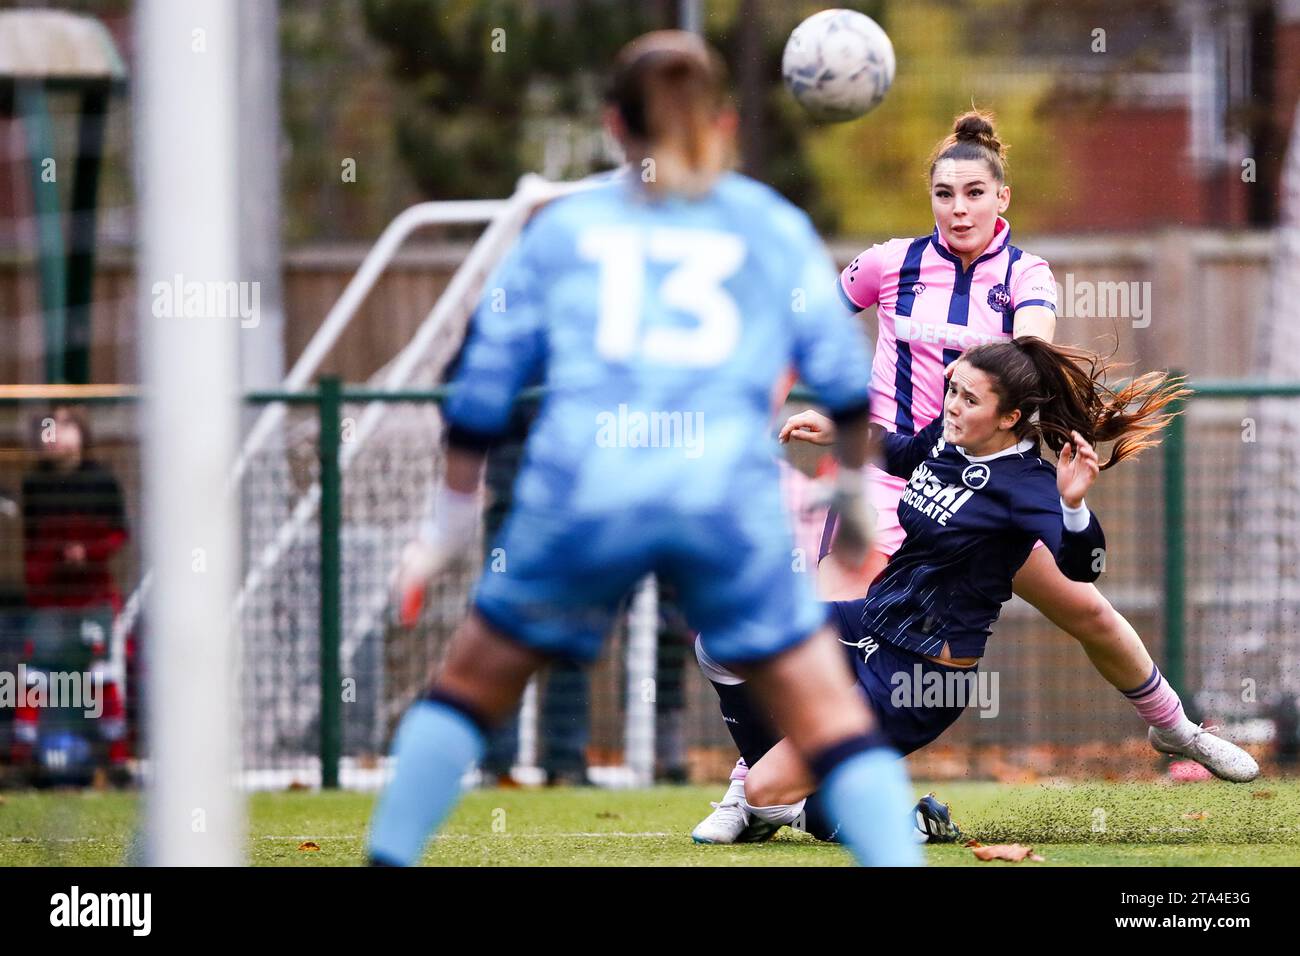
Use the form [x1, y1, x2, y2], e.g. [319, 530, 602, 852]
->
[367, 697, 486, 866]
[813, 736, 923, 867]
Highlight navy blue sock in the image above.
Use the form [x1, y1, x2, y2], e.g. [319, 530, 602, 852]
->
[802, 791, 841, 843]
[709, 679, 782, 768]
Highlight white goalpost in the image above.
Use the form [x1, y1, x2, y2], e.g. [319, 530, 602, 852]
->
[137, 0, 242, 865]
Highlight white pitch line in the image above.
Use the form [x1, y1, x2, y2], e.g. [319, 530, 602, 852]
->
[5, 832, 677, 844]
[259, 832, 675, 840]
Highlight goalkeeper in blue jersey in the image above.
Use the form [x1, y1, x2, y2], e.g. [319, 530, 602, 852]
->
[367, 31, 921, 867]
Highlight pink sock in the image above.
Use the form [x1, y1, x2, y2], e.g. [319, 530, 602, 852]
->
[730, 759, 748, 782]
[1123, 665, 1186, 730]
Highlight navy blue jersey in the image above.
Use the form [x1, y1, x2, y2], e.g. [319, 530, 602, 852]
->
[861, 418, 1105, 659]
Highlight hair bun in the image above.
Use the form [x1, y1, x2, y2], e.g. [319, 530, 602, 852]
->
[953, 110, 997, 145]
[928, 109, 1007, 182]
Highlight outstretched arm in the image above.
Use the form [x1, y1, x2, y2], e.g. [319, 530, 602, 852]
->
[393, 219, 547, 625]
[1015, 430, 1106, 583]
[1052, 431, 1105, 582]
[877, 418, 944, 480]
[394, 444, 486, 626]
[820, 407, 878, 573]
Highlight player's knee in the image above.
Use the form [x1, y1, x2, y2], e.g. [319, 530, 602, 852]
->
[433, 612, 542, 723]
[1064, 592, 1118, 644]
[746, 765, 802, 808]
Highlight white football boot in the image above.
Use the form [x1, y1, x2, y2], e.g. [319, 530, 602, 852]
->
[691, 779, 781, 844]
[1149, 723, 1260, 782]
[691, 779, 751, 844]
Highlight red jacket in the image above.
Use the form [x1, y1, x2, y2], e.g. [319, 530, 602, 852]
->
[22, 460, 128, 611]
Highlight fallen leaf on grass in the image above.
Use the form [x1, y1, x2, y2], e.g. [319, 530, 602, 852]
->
[298, 841, 321, 852]
[1251, 790, 1275, 800]
[287, 781, 311, 792]
[595, 811, 620, 820]
[971, 844, 1044, 863]
[1181, 811, 1209, 821]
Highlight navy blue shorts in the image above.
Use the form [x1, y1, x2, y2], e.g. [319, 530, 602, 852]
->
[829, 598, 972, 756]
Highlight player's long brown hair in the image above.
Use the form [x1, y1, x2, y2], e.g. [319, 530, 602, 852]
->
[606, 31, 733, 196]
[961, 338, 1190, 470]
[928, 109, 1008, 184]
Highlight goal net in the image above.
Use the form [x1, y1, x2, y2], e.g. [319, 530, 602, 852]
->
[1194, 98, 1300, 739]
[226, 174, 661, 789]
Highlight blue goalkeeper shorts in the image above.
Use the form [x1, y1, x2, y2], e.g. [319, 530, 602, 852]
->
[473, 503, 829, 665]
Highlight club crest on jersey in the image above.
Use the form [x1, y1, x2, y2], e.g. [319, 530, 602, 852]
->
[987, 283, 1012, 313]
[961, 463, 991, 489]
[911, 282, 925, 296]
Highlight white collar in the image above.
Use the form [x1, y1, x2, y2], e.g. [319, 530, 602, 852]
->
[956, 438, 1035, 463]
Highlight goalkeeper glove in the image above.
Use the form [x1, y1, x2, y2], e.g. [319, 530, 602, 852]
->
[826, 464, 876, 572]
[393, 485, 480, 627]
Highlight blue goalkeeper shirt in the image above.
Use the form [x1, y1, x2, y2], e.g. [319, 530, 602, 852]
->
[442, 170, 874, 515]
[862, 418, 1106, 660]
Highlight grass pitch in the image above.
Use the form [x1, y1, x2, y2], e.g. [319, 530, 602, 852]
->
[2, 780, 1298, 866]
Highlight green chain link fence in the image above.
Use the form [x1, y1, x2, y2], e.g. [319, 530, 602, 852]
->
[2, 378, 1297, 785]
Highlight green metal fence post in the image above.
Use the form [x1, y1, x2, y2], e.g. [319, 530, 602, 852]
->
[1163, 381, 1188, 715]
[318, 377, 343, 788]
[16, 81, 68, 384]
[65, 82, 111, 385]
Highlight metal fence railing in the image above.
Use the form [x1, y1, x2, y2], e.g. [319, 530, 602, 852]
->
[1, 379, 1297, 786]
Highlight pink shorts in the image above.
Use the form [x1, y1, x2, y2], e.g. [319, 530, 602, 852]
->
[866, 464, 909, 557]
[866, 463, 1046, 558]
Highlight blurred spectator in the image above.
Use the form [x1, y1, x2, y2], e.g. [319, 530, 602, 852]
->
[14, 406, 131, 780]
[23, 408, 126, 609]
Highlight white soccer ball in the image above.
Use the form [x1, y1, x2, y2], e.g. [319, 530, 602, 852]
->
[782, 9, 896, 123]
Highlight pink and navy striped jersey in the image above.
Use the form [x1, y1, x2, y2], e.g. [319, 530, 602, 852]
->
[838, 217, 1057, 436]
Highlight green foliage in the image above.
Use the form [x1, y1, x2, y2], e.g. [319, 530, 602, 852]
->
[280, 0, 1080, 241]
[360, 0, 667, 200]
[358, 0, 843, 228]
[281, 0, 413, 241]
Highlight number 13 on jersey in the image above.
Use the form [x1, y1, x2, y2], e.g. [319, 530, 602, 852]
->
[578, 226, 746, 367]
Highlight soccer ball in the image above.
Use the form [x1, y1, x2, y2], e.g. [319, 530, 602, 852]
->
[782, 9, 895, 123]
